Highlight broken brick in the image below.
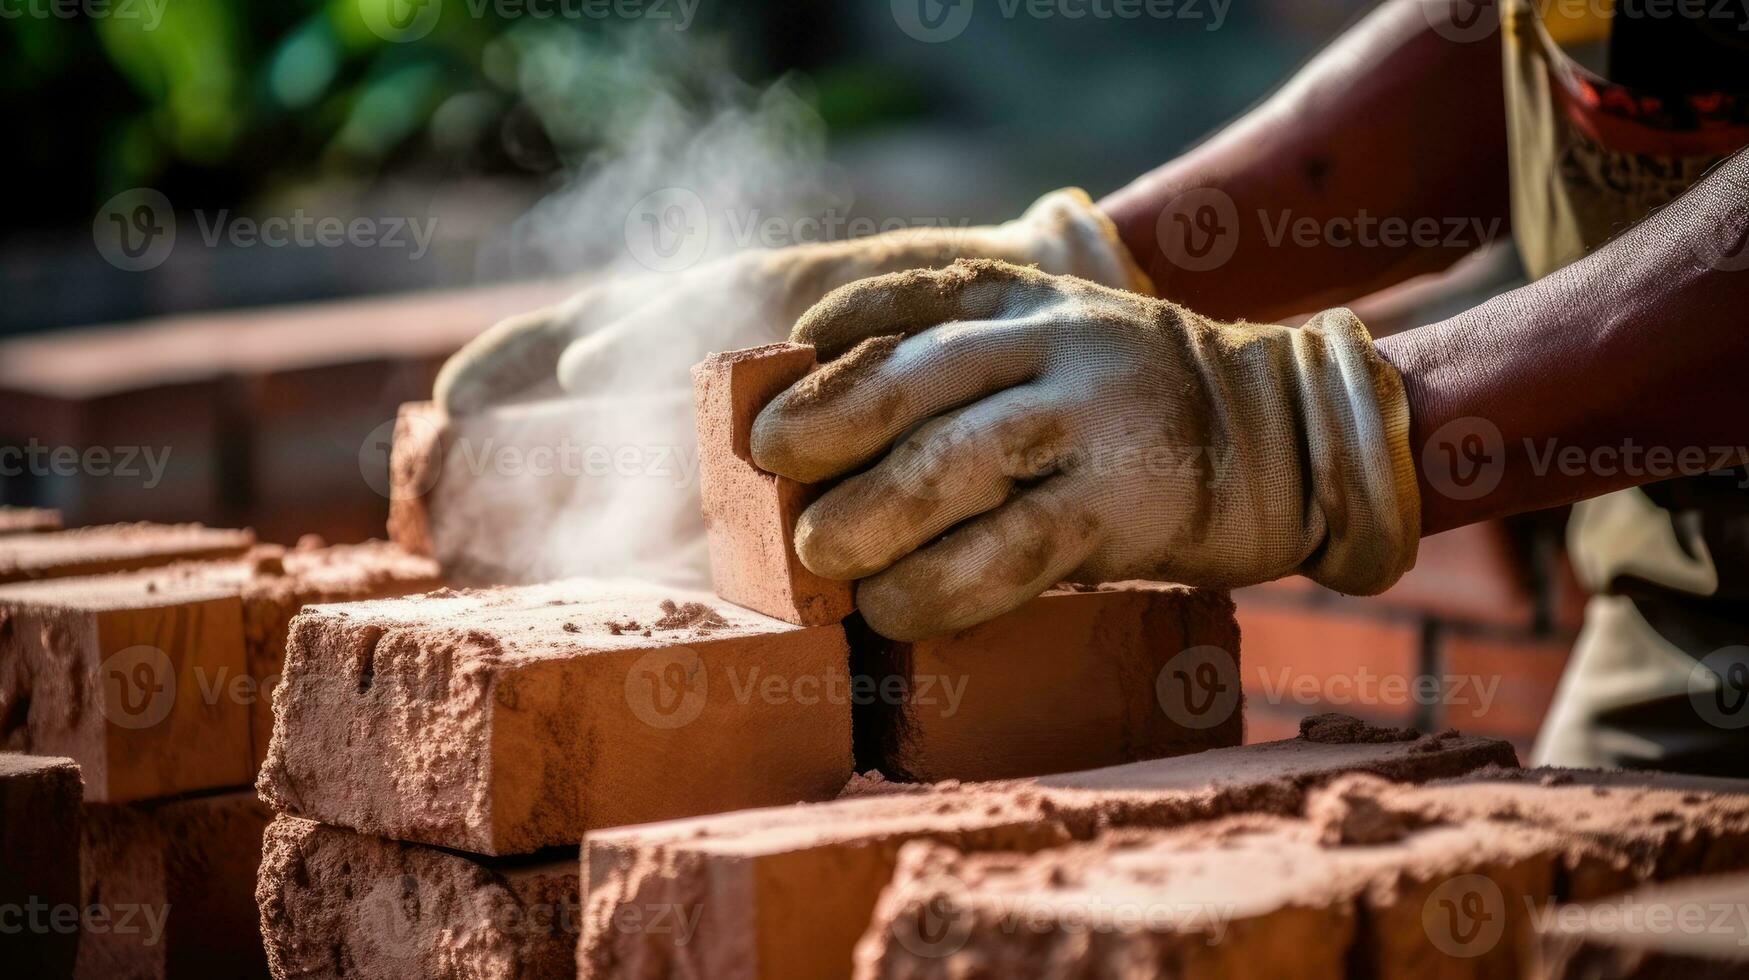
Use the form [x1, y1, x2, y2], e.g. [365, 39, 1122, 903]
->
[76, 790, 271, 980]
[861, 583, 1242, 782]
[258, 815, 580, 980]
[0, 753, 82, 976]
[0, 507, 62, 535]
[0, 522, 253, 585]
[578, 721, 1517, 979]
[258, 578, 853, 855]
[0, 542, 438, 799]
[693, 344, 854, 627]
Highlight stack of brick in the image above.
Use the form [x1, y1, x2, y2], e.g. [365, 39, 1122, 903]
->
[574, 721, 1749, 979]
[690, 343, 1246, 779]
[0, 280, 571, 543]
[253, 578, 856, 978]
[1235, 516, 1585, 755]
[0, 523, 438, 976]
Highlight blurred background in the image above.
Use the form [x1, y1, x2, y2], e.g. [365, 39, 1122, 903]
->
[0, 0, 1575, 754]
[2, 0, 1377, 333]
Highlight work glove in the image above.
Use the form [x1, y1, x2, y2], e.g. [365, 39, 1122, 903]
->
[434, 189, 1152, 414]
[750, 259, 1421, 641]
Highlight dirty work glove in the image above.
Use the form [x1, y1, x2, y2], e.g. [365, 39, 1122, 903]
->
[434, 189, 1152, 414]
[750, 259, 1421, 641]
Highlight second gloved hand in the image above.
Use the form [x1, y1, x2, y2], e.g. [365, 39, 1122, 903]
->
[751, 259, 1421, 641]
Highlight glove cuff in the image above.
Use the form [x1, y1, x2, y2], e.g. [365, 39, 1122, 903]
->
[1292, 308, 1421, 595]
[1008, 188, 1158, 297]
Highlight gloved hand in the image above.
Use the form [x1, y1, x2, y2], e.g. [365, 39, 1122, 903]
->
[434, 189, 1152, 414]
[750, 259, 1421, 641]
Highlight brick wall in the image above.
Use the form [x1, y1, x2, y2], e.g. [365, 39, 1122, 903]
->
[1238, 516, 1585, 758]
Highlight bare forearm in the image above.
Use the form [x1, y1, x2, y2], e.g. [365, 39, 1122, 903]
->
[1381, 148, 1749, 534]
[1100, 0, 1510, 321]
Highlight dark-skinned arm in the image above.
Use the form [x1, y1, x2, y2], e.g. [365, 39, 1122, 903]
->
[1100, 0, 1510, 322]
[1382, 146, 1749, 534]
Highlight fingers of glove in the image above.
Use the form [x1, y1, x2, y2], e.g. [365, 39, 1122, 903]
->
[436, 304, 580, 416]
[792, 259, 1059, 360]
[751, 321, 1047, 484]
[856, 476, 1102, 641]
[794, 385, 1069, 580]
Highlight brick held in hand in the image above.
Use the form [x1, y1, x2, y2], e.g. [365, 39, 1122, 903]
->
[861, 582, 1241, 783]
[258, 578, 853, 855]
[76, 790, 272, 980]
[0, 753, 82, 977]
[693, 343, 854, 627]
[258, 815, 580, 980]
[578, 721, 1518, 980]
[0, 541, 440, 800]
[0, 522, 254, 584]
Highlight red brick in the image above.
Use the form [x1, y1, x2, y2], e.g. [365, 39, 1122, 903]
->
[386, 401, 442, 557]
[578, 723, 1516, 979]
[693, 344, 854, 627]
[1533, 872, 1749, 978]
[1437, 630, 1573, 749]
[0, 572, 252, 802]
[77, 790, 271, 980]
[0, 542, 438, 798]
[864, 583, 1241, 782]
[858, 770, 1749, 979]
[259, 578, 853, 855]
[383, 395, 698, 585]
[1234, 602, 1424, 726]
[0, 753, 82, 976]
[258, 815, 580, 980]
[0, 522, 253, 584]
[1241, 521, 1539, 630]
[0, 507, 61, 534]
[859, 814, 1556, 980]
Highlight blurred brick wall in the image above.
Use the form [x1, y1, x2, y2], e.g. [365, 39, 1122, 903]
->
[1238, 516, 1586, 759]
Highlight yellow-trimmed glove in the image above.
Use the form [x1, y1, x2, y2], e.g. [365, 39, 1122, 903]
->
[751, 259, 1420, 641]
[434, 189, 1151, 415]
